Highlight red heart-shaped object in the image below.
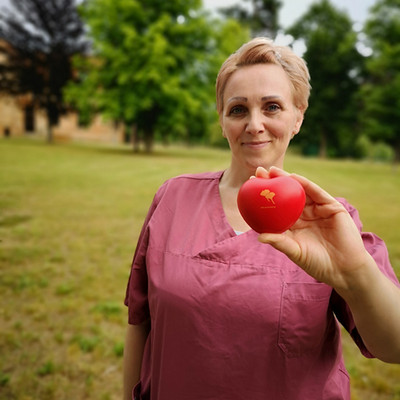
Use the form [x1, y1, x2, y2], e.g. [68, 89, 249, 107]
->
[237, 176, 306, 233]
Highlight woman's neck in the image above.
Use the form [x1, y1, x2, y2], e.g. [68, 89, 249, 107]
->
[221, 165, 254, 189]
[221, 159, 285, 189]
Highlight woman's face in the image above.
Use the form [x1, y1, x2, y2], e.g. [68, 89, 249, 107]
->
[220, 63, 303, 174]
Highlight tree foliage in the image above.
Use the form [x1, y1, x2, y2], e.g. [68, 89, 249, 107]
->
[0, 0, 89, 141]
[286, 0, 363, 158]
[360, 0, 400, 162]
[65, 0, 249, 152]
[218, 0, 282, 38]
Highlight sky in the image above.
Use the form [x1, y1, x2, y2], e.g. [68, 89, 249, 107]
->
[203, 0, 377, 27]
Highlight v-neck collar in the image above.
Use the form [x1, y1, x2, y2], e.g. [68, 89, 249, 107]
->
[192, 170, 257, 261]
[211, 170, 252, 240]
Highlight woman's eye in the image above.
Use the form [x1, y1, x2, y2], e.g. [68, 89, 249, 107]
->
[266, 103, 280, 112]
[229, 105, 246, 115]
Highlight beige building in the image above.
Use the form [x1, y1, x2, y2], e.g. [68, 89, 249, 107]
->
[0, 92, 124, 143]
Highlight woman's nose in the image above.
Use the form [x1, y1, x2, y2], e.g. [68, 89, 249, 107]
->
[246, 112, 265, 135]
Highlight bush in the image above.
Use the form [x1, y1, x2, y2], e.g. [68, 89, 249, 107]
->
[371, 142, 394, 162]
[355, 135, 394, 162]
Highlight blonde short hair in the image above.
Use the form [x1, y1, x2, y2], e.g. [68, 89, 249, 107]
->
[216, 37, 311, 115]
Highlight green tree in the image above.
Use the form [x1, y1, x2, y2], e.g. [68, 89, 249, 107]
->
[360, 0, 400, 163]
[218, 0, 282, 38]
[287, 0, 363, 158]
[65, 0, 249, 152]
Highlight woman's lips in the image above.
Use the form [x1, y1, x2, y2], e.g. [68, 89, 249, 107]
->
[242, 140, 271, 149]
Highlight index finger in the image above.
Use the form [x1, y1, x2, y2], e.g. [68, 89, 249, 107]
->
[290, 173, 337, 205]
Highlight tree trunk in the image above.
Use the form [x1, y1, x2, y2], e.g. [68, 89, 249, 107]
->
[131, 124, 140, 152]
[46, 101, 59, 144]
[47, 120, 53, 143]
[144, 130, 154, 153]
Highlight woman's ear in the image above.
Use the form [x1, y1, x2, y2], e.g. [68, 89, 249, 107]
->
[293, 108, 305, 136]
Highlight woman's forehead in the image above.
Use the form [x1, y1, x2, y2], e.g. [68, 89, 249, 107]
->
[224, 64, 294, 103]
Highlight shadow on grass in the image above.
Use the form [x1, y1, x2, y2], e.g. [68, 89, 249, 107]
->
[0, 214, 32, 228]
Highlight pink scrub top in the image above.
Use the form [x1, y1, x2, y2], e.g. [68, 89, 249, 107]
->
[125, 171, 399, 400]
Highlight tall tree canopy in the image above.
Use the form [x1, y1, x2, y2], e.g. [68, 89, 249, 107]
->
[0, 0, 89, 141]
[360, 0, 400, 162]
[287, 0, 363, 157]
[218, 0, 282, 38]
[65, 0, 249, 152]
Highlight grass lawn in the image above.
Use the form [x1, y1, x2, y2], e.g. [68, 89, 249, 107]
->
[0, 137, 399, 400]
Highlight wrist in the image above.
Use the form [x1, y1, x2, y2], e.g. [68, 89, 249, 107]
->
[334, 253, 380, 303]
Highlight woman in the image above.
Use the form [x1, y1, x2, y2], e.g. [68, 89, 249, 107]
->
[123, 37, 400, 400]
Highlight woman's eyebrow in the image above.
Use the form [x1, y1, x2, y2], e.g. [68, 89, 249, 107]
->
[227, 95, 284, 104]
[261, 95, 283, 101]
[227, 96, 247, 103]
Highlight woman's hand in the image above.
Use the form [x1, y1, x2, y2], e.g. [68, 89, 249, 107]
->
[256, 166, 400, 362]
[256, 166, 374, 291]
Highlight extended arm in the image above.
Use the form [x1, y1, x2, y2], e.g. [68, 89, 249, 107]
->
[334, 257, 400, 362]
[123, 320, 150, 400]
[257, 167, 400, 363]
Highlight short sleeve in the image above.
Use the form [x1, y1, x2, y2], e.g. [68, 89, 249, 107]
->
[331, 198, 400, 358]
[124, 183, 166, 325]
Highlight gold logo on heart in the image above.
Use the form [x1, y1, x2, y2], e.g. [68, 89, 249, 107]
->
[260, 189, 276, 204]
